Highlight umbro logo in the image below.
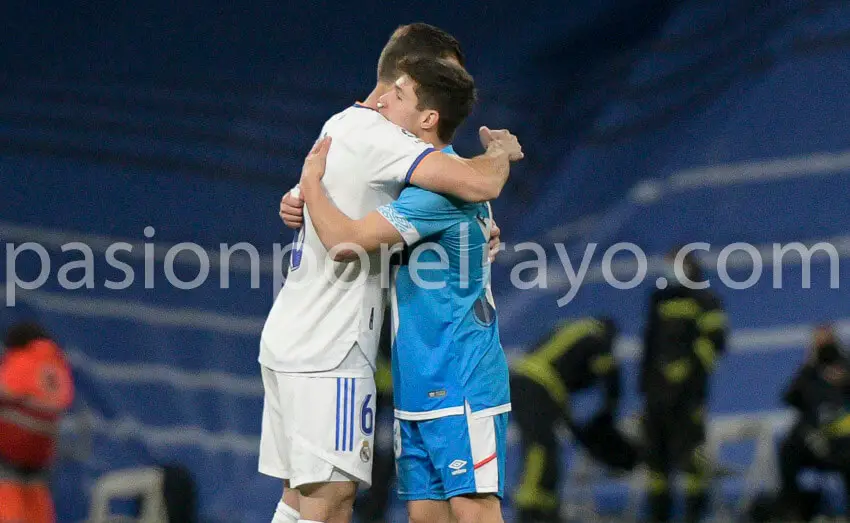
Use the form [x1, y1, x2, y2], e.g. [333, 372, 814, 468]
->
[448, 460, 466, 470]
[448, 459, 467, 476]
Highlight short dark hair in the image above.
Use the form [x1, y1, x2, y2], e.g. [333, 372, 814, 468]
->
[4, 321, 52, 350]
[377, 23, 464, 84]
[397, 56, 476, 143]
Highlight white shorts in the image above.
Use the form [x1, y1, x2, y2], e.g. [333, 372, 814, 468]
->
[259, 366, 377, 488]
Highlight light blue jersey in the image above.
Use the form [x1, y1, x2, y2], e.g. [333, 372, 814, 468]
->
[377, 148, 511, 420]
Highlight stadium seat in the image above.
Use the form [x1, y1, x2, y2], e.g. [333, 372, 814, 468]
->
[88, 467, 167, 523]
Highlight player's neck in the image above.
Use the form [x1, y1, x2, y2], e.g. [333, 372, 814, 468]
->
[423, 132, 446, 150]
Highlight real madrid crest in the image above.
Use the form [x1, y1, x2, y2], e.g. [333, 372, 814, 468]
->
[360, 441, 372, 463]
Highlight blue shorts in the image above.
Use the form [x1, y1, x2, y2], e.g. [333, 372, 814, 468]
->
[394, 407, 509, 501]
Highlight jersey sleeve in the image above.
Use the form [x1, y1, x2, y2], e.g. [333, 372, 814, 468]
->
[364, 119, 437, 187]
[376, 186, 463, 245]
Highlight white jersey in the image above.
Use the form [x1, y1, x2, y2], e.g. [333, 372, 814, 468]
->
[259, 104, 436, 374]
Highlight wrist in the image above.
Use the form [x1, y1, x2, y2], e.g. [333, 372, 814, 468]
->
[300, 176, 320, 197]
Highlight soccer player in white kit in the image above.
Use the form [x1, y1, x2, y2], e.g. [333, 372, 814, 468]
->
[258, 24, 518, 523]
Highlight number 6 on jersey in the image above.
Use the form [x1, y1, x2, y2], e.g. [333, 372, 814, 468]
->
[361, 393, 374, 436]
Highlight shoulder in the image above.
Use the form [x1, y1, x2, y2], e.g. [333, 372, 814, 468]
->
[332, 107, 431, 148]
[396, 186, 457, 211]
[321, 105, 383, 139]
[320, 105, 365, 132]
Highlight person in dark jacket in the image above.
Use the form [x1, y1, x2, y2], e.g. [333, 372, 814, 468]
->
[641, 248, 727, 522]
[772, 324, 850, 521]
[510, 317, 637, 523]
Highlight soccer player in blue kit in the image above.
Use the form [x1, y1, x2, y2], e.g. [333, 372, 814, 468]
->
[298, 57, 523, 523]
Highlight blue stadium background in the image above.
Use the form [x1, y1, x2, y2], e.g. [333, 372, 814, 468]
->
[2, 0, 850, 520]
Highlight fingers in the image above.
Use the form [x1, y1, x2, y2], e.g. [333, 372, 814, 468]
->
[498, 132, 523, 161]
[319, 135, 332, 155]
[309, 135, 330, 155]
[478, 126, 493, 147]
[481, 127, 524, 161]
[308, 137, 322, 155]
[488, 242, 500, 263]
[488, 240, 503, 263]
[280, 212, 303, 229]
[279, 203, 303, 228]
[280, 201, 304, 216]
[310, 135, 332, 157]
[281, 192, 304, 208]
[280, 189, 305, 229]
[490, 221, 501, 239]
[301, 136, 331, 183]
[488, 222, 502, 262]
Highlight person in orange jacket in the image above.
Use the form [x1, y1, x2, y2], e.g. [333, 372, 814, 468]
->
[0, 322, 74, 523]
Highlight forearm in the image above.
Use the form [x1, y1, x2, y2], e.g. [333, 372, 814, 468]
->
[456, 146, 511, 202]
[300, 178, 360, 253]
[414, 146, 511, 203]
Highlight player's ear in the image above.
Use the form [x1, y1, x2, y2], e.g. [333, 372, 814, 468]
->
[421, 109, 439, 132]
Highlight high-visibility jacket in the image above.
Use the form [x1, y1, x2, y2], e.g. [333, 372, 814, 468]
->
[0, 339, 74, 471]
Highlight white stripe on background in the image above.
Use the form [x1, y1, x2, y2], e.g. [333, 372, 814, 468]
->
[65, 347, 263, 397]
[1, 285, 266, 335]
[0, 220, 279, 275]
[61, 410, 259, 456]
[670, 149, 850, 190]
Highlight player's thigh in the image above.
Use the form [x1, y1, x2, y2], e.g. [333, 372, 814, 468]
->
[258, 366, 290, 479]
[449, 493, 503, 523]
[406, 499, 454, 523]
[419, 411, 509, 500]
[297, 480, 357, 523]
[283, 374, 377, 488]
[395, 418, 446, 502]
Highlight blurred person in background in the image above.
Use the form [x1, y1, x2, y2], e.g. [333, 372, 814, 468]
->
[510, 317, 638, 523]
[641, 248, 727, 522]
[768, 324, 850, 521]
[0, 322, 74, 523]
